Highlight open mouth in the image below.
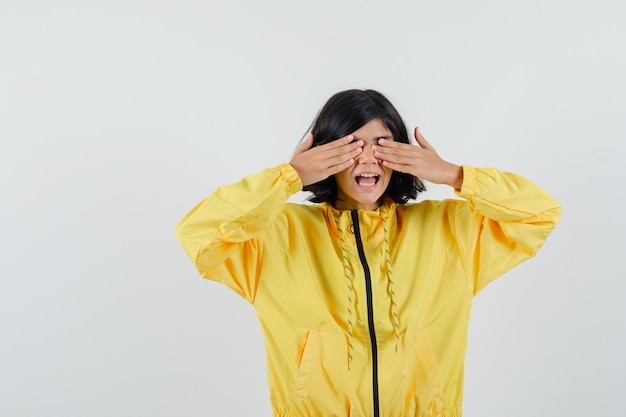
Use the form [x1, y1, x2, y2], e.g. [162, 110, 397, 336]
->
[355, 174, 380, 188]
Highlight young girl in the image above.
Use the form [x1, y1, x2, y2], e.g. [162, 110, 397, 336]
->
[176, 89, 561, 417]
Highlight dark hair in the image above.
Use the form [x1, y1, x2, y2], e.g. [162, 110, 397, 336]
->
[303, 89, 426, 204]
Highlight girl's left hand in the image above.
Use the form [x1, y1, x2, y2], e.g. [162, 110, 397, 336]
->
[372, 126, 463, 189]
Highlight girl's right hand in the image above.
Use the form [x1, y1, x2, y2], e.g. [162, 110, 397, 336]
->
[289, 134, 363, 186]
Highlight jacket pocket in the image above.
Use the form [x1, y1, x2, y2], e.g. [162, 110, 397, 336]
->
[295, 328, 320, 398]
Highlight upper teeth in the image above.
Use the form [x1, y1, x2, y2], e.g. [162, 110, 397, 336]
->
[360, 174, 378, 177]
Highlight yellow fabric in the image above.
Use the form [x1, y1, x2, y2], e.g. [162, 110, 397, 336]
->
[176, 163, 561, 417]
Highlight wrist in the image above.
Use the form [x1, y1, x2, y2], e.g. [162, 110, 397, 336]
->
[444, 163, 463, 190]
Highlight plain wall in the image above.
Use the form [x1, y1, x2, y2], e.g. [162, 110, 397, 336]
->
[1, 1, 624, 416]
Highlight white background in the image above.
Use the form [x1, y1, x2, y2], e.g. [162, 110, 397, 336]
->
[1, 1, 624, 416]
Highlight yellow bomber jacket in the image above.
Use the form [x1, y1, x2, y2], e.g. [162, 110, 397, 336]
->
[176, 163, 562, 417]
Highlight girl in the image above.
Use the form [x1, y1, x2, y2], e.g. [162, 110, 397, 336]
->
[176, 89, 561, 417]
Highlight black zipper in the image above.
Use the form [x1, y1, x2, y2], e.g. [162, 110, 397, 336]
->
[351, 210, 380, 417]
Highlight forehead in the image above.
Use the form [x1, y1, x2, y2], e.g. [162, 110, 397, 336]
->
[351, 118, 394, 143]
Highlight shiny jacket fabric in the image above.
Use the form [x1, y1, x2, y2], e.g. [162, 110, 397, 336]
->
[176, 163, 561, 417]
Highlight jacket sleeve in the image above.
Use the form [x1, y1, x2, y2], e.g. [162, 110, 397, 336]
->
[175, 163, 303, 302]
[452, 165, 562, 295]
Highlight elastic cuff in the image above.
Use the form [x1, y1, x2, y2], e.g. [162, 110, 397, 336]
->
[277, 163, 303, 194]
[456, 165, 476, 198]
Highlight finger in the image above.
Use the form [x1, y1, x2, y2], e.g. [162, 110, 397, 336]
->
[414, 126, 433, 150]
[375, 138, 405, 148]
[375, 150, 416, 165]
[297, 133, 314, 153]
[320, 137, 363, 159]
[374, 139, 423, 160]
[317, 134, 355, 151]
[381, 160, 414, 174]
[373, 139, 414, 153]
[326, 144, 363, 168]
[373, 143, 420, 162]
[327, 157, 356, 174]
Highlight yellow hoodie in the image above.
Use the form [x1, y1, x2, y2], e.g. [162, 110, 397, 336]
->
[176, 163, 561, 417]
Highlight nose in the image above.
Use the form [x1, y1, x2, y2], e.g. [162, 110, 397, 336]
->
[358, 144, 378, 164]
